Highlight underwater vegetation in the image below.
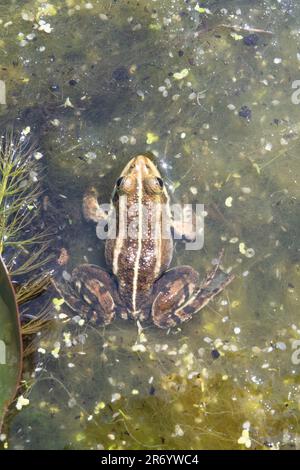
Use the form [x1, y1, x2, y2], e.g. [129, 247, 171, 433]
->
[0, 0, 300, 451]
[0, 131, 53, 434]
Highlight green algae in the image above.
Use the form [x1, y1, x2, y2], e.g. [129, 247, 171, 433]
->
[0, 0, 300, 450]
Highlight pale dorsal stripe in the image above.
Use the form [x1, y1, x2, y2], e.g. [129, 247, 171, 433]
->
[132, 166, 143, 314]
[112, 194, 127, 276]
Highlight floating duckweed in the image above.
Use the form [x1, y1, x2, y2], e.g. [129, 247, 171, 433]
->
[132, 344, 146, 352]
[230, 32, 243, 41]
[239, 243, 246, 255]
[75, 433, 85, 442]
[52, 298, 65, 311]
[94, 402, 105, 414]
[51, 342, 61, 359]
[173, 68, 189, 80]
[37, 3, 58, 18]
[146, 132, 159, 144]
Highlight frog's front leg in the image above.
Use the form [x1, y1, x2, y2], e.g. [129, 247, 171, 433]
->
[82, 187, 108, 223]
[151, 261, 234, 329]
[53, 265, 119, 325]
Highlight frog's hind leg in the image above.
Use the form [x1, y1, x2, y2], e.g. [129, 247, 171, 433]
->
[152, 257, 234, 329]
[53, 264, 117, 325]
[151, 266, 199, 328]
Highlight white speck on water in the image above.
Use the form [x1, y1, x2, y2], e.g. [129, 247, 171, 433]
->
[245, 248, 255, 258]
[119, 135, 129, 144]
[276, 342, 287, 351]
[132, 344, 146, 352]
[265, 142, 273, 151]
[241, 187, 251, 194]
[173, 424, 185, 437]
[111, 393, 121, 402]
[273, 57, 282, 64]
[251, 375, 263, 385]
[203, 337, 212, 344]
[225, 196, 233, 207]
[234, 327, 241, 335]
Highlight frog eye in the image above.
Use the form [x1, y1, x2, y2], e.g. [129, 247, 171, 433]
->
[116, 177, 124, 189]
[145, 176, 164, 194]
[156, 177, 164, 189]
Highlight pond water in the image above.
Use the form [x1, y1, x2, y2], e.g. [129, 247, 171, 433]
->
[0, 0, 300, 450]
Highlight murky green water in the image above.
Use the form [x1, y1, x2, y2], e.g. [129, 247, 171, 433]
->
[1, 0, 300, 450]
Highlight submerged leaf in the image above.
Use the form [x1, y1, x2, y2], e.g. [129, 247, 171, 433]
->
[0, 255, 22, 432]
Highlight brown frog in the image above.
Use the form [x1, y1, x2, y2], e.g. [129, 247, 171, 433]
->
[54, 154, 234, 328]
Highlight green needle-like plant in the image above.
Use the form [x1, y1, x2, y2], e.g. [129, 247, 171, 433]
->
[0, 129, 54, 326]
[0, 130, 53, 278]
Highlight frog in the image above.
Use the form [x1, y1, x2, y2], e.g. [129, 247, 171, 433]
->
[53, 154, 234, 328]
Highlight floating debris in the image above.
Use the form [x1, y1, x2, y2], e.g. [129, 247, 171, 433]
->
[173, 68, 189, 80]
[225, 196, 233, 207]
[243, 34, 259, 46]
[16, 396, 30, 411]
[146, 132, 159, 144]
[238, 428, 251, 447]
[239, 105, 252, 121]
